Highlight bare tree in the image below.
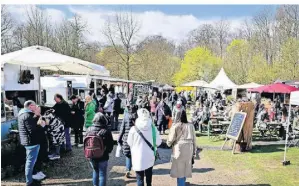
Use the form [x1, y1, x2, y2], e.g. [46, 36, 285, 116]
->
[1, 5, 14, 37]
[102, 10, 140, 81]
[188, 24, 216, 53]
[214, 19, 230, 58]
[253, 7, 276, 64]
[69, 14, 87, 58]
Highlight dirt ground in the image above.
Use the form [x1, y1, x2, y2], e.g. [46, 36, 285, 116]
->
[1, 132, 269, 186]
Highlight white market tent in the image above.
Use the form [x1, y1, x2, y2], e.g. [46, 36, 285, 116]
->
[163, 84, 174, 91]
[235, 82, 263, 89]
[290, 90, 299, 105]
[181, 80, 208, 87]
[1, 46, 110, 76]
[204, 68, 237, 90]
[284, 90, 299, 164]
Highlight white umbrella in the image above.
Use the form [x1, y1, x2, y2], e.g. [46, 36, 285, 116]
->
[181, 80, 208, 87]
[235, 82, 263, 89]
[1, 46, 110, 76]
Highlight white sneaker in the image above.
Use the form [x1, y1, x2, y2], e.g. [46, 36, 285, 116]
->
[49, 155, 60, 160]
[78, 144, 84, 148]
[32, 173, 44, 180]
[38, 172, 46, 179]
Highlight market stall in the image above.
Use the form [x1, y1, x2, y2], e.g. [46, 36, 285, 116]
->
[181, 80, 208, 97]
[204, 68, 237, 90]
[232, 82, 262, 100]
[249, 83, 299, 103]
[1, 45, 110, 140]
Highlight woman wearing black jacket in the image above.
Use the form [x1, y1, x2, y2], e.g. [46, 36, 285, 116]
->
[86, 112, 114, 186]
[118, 105, 138, 178]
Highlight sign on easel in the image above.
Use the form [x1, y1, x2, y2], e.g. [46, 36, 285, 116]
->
[221, 112, 247, 154]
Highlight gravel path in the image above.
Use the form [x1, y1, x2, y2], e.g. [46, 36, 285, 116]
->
[2, 132, 265, 186]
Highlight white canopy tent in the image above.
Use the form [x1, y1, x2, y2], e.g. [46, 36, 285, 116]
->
[204, 68, 237, 90]
[235, 82, 262, 89]
[181, 80, 208, 87]
[1, 46, 110, 76]
[284, 90, 299, 165]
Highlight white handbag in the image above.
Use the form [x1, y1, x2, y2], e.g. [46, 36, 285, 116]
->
[115, 144, 122, 157]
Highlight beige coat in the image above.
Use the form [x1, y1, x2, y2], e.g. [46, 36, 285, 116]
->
[167, 122, 196, 178]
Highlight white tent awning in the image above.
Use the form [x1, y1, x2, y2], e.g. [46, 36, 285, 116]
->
[181, 80, 208, 87]
[204, 68, 236, 90]
[290, 91, 299, 106]
[1, 46, 110, 76]
[235, 82, 263, 89]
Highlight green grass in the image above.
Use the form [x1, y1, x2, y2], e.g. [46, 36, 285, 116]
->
[196, 133, 226, 147]
[201, 144, 299, 186]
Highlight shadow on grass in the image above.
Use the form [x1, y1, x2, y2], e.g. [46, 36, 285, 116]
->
[250, 144, 285, 153]
[154, 168, 215, 175]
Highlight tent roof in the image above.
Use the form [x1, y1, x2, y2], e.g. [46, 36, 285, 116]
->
[290, 91, 299, 106]
[41, 76, 76, 88]
[1, 46, 110, 76]
[235, 82, 263, 89]
[249, 83, 299, 94]
[204, 68, 236, 90]
[163, 84, 174, 90]
[181, 80, 208, 87]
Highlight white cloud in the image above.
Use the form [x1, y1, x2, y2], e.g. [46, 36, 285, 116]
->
[6, 5, 247, 44]
[6, 5, 65, 26]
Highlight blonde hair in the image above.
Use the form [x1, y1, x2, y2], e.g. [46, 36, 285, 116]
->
[85, 95, 92, 103]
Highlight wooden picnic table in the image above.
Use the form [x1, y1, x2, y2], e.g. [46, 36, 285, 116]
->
[208, 119, 229, 138]
[265, 121, 283, 138]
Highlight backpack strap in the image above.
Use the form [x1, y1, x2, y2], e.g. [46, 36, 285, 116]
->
[135, 126, 155, 153]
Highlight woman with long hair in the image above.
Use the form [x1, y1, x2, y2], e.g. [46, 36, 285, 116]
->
[167, 104, 196, 186]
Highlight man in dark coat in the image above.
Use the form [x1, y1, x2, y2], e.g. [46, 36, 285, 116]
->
[18, 100, 45, 185]
[53, 94, 72, 152]
[112, 93, 122, 131]
[70, 95, 85, 147]
[155, 94, 172, 135]
[12, 91, 23, 109]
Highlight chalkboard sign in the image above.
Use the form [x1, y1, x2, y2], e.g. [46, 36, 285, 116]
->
[226, 112, 247, 140]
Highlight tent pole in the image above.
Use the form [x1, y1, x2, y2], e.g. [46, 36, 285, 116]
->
[94, 79, 97, 97]
[283, 103, 292, 163]
[284, 93, 286, 104]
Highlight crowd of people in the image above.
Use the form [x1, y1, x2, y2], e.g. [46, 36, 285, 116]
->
[18, 88, 198, 186]
[17, 86, 299, 186]
[255, 97, 299, 136]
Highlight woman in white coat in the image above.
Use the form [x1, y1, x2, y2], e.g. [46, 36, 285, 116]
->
[127, 108, 162, 186]
[167, 104, 196, 186]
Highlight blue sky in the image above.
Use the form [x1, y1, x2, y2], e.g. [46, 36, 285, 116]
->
[40, 5, 275, 19]
[8, 5, 278, 43]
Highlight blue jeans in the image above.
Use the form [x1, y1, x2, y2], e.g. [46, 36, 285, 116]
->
[64, 127, 72, 150]
[125, 157, 132, 172]
[177, 177, 186, 186]
[136, 166, 153, 186]
[25, 145, 40, 185]
[89, 160, 108, 186]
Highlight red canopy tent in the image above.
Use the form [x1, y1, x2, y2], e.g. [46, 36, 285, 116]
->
[249, 83, 298, 93]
